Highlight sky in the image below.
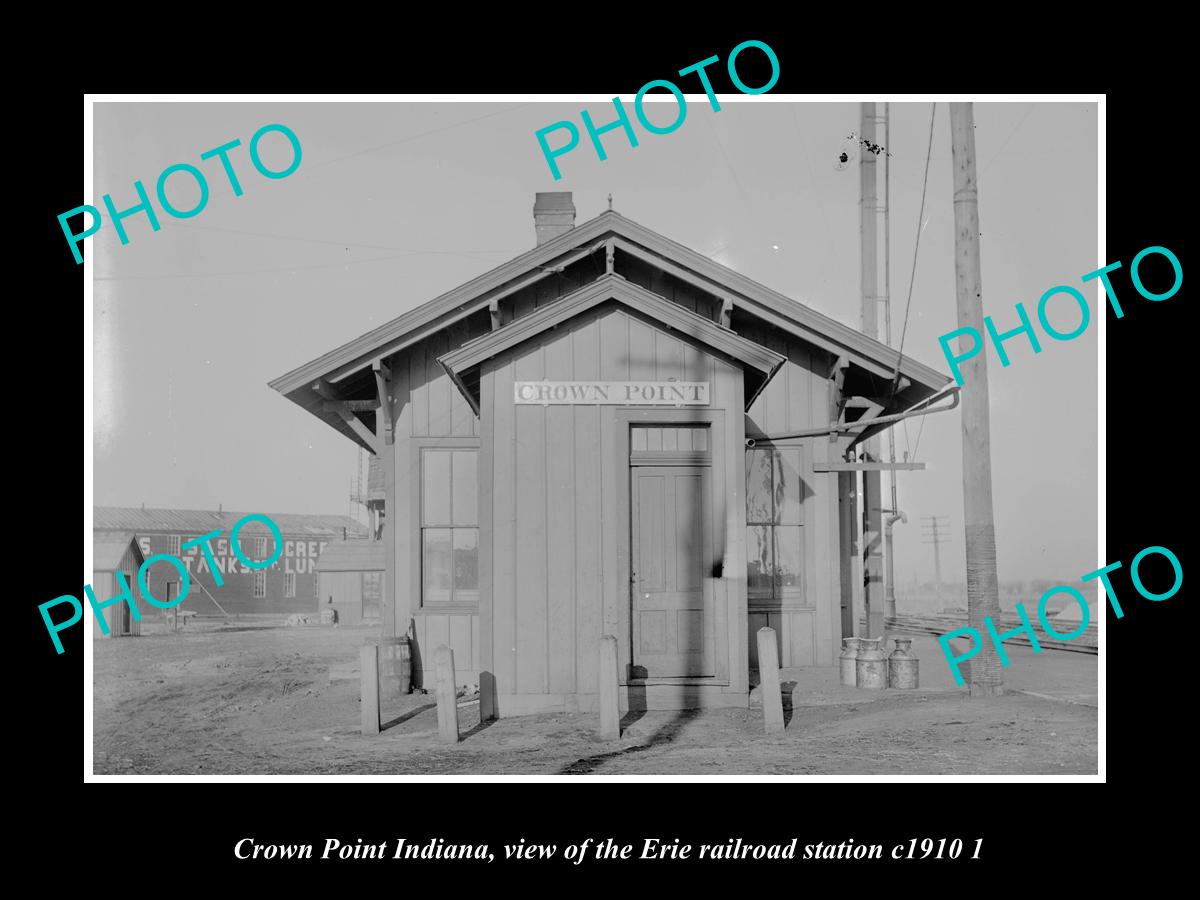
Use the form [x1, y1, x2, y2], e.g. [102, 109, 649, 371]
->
[91, 99, 1098, 586]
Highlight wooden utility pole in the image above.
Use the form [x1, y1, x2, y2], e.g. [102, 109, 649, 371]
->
[860, 102, 885, 637]
[920, 515, 950, 611]
[949, 103, 1003, 696]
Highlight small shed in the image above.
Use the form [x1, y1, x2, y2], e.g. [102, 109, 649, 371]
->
[315, 540, 386, 626]
[92, 532, 145, 638]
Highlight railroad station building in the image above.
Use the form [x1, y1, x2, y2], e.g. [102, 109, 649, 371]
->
[270, 193, 949, 717]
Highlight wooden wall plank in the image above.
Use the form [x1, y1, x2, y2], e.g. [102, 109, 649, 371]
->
[813, 469, 837, 665]
[765, 332, 788, 434]
[654, 330, 684, 382]
[478, 366, 495, 715]
[748, 612, 768, 668]
[627, 314, 656, 382]
[449, 321, 474, 437]
[409, 341, 428, 438]
[514, 340, 548, 693]
[491, 358, 518, 691]
[599, 311, 628, 640]
[449, 614, 472, 674]
[426, 613, 451, 659]
[427, 331, 452, 436]
[545, 330, 576, 695]
[573, 319, 603, 695]
[393, 355, 414, 638]
[412, 614, 428, 685]
[468, 316, 488, 437]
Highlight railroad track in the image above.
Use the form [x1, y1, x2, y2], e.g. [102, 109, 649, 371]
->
[876, 614, 1097, 655]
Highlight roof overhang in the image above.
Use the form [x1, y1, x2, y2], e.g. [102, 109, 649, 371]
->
[269, 209, 950, 447]
[439, 274, 785, 413]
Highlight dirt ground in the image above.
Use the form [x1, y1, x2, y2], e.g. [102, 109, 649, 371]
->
[92, 623, 1097, 775]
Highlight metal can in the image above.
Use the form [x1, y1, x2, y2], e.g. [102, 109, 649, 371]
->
[856, 637, 887, 690]
[888, 637, 919, 689]
[839, 637, 861, 686]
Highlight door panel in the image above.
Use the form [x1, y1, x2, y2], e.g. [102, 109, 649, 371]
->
[632, 465, 715, 677]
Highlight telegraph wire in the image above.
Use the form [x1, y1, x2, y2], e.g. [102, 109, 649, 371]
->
[890, 103, 937, 397]
[167, 220, 514, 257]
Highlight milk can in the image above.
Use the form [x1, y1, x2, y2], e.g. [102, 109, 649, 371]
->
[839, 637, 861, 686]
[856, 637, 887, 689]
[888, 637, 919, 689]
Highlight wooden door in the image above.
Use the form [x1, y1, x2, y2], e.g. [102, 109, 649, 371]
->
[631, 464, 715, 677]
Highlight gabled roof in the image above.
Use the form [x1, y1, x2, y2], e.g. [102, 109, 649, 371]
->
[268, 209, 950, 446]
[93, 531, 144, 572]
[439, 274, 786, 413]
[94, 507, 368, 538]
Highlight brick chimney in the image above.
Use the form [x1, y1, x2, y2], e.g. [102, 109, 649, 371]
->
[533, 192, 575, 246]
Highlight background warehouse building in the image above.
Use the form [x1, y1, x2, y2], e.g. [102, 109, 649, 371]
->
[93, 507, 368, 618]
[270, 193, 949, 716]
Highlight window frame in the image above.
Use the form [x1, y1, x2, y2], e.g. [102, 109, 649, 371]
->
[168, 534, 182, 556]
[284, 571, 296, 598]
[252, 570, 267, 599]
[411, 437, 481, 613]
[745, 441, 808, 609]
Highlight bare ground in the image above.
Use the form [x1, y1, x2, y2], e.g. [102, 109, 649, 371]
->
[92, 624, 1097, 775]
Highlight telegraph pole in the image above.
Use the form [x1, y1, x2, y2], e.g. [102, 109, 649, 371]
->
[920, 515, 951, 611]
[860, 102, 885, 637]
[949, 103, 1003, 697]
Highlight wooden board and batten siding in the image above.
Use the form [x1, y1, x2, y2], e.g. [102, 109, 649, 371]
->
[479, 304, 750, 716]
[741, 324, 842, 670]
[390, 318, 487, 687]
[91, 532, 145, 638]
[388, 273, 593, 688]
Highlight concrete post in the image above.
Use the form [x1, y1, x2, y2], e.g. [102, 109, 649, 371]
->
[434, 645, 459, 743]
[360, 643, 380, 737]
[756, 627, 784, 734]
[598, 635, 621, 741]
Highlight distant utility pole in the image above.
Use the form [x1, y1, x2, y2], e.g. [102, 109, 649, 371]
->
[949, 102, 1003, 697]
[920, 515, 951, 610]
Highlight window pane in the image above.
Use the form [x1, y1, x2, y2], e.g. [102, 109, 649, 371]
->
[776, 447, 803, 525]
[746, 525, 774, 598]
[422, 450, 452, 525]
[774, 525, 803, 593]
[422, 528, 453, 603]
[452, 450, 478, 526]
[746, 448, 774, 523]
[453, 528, 479, 604]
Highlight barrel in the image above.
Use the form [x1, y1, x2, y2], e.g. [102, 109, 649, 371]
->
[374, 635, 412, 697]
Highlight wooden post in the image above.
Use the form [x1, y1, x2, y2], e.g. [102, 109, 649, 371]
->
[360, 643, 380, 736]
[434, 645, 459, 743]
[598, 635, 620, 741]
[950, 102, 1003, 697]
[838, 470, 864, 638]
[756, 627, 784, 734]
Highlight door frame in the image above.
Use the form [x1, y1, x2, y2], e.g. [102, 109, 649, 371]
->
[614, 407, 731, 687]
